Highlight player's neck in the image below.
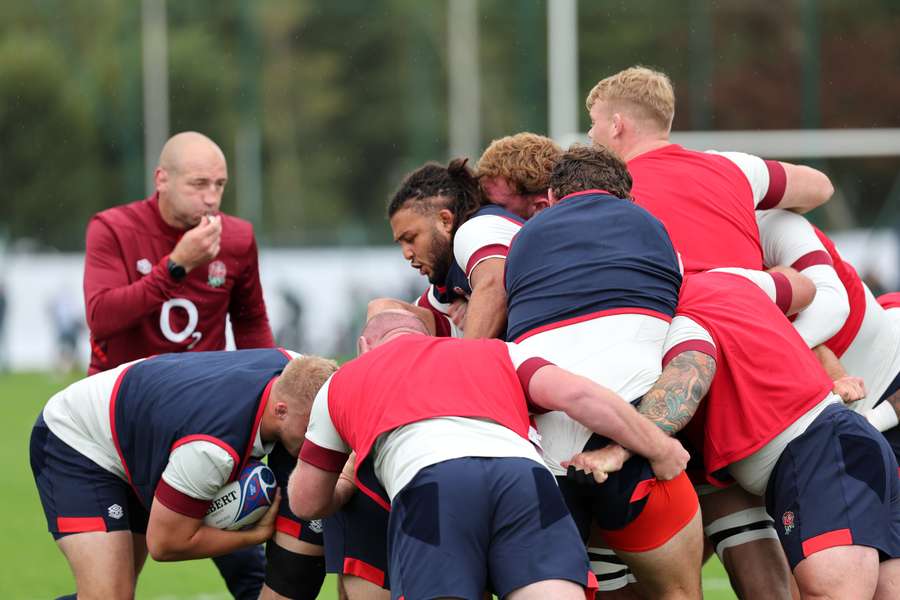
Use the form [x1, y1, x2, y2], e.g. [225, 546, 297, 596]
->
[621, 137, 671, 162]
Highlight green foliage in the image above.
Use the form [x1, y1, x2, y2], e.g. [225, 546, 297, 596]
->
[2, 1, 900, 248]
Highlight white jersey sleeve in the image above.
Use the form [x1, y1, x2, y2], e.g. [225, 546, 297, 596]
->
[706, 150, 770, 207]
[663, 316, 717, 366]
[305, 376, 350, 454]
[453, 213, 520, 279]
[756, 210, 850, 347]
[161, 440, 236, 501]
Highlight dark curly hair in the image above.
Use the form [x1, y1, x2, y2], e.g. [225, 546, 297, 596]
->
[388, 158, 485, 232]
[549, 144, 632, 200]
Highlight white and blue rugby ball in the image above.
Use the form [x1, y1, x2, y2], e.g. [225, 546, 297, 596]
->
[204, 460, 277, 531]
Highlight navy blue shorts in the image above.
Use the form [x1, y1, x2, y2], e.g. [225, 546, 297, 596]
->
[30, 414, 149, 539]
[766, 403, 900, 569]
[268, 443, 325, 546]
[323, 489, 390, 588]
[388, 457, 594, 600]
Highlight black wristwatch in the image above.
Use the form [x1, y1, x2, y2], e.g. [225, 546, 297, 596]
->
[167, 257, 187, 281]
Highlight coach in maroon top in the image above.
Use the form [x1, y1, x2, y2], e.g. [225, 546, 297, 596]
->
[83, 131, 274, 375]
[81, 132, 283, 600]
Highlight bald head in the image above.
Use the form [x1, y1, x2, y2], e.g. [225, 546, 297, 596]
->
[154, 131, 228, 229]
[159, 131, 226, 174]
[359, 309, 429, 352]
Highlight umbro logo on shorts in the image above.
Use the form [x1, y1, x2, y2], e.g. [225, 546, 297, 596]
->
[108, 504, 124, 520]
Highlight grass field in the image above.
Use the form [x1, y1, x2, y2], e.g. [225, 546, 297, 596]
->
[2, 371, 736, 599]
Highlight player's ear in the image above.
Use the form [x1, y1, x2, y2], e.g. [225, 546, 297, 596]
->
[437, 208, 455, 234]
[547, 188, 559, 206]
[154, 167, 169, 192]
[531, 193, 551, 215]
[357, 335, 370, 355]
[611, 112, 625, 138]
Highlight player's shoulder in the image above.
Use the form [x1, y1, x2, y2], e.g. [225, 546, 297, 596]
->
[91, 197, 155, 229]
[219, 213, 257, 251]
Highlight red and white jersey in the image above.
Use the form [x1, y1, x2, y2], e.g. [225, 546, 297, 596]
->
[84, 193, 274, 374]
[518, 312, 671, 475]
[452, 204, 523, 281]
[755, 210, 849, 347]
[628, 144, 786, 274]
[810, 230, 900, 410]
[299, 335, 549, 507]
[414, 286, 462, 338]
[669, 272, 834, 490]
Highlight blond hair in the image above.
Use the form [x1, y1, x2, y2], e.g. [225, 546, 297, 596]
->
[585, 66, 675, 132]
[274, 355, 338, 409]
[477, 133, 563, 194]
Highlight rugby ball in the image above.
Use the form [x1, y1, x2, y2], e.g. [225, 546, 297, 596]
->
[204, 460, 277, 531]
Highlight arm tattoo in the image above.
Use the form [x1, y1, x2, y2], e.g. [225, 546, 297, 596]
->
[638, 351, 716, 436]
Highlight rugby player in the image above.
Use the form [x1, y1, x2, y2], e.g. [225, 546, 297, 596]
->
[289, 309, 689, 600]
[504, 144, 702, 600]
[586, 66, 834, 276]
[584, 65, 834, 597]
[571, 270, 900, 600]
[29, 349, 335, 600]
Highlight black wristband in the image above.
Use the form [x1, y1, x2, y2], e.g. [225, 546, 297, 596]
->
[167, 258, 187, 281]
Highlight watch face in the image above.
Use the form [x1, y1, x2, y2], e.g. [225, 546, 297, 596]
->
[168, 259, 186, 280]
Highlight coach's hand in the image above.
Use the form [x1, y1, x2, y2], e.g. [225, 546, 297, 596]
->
[250, 488, 281, 543]
[170, 214, 222, 272]
[649, 437, 690, 481]
[834, 376, 866, 404]
[563, 444, 631, 484]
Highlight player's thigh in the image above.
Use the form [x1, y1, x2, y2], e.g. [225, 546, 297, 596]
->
[341, 575, 390, 600]
[323, 489, 390, 591]
[614, 507, 703, 600]
[505, 579, 585, 600]
[699, 484, 792, 599]
[387, 459, 492, 600]
[58, 530, 139, 599]
[876, 557, 900, 600]
[793, 545, 879, 600]
[487, 459, 594, 599]
[767, 405, 900, 571]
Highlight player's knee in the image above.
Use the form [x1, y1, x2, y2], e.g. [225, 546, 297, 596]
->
[264, 541, 326, 600]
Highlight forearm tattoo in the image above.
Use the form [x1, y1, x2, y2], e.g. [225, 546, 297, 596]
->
[638, 351, 716, 435]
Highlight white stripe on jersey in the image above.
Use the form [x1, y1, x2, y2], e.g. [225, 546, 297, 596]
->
[705, 150, 770, 207]
[757, 209, 849, 347]
[520, 314, 670, 476]
[453, 213, 520, 279]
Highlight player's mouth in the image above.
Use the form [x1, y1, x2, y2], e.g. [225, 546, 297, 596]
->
[411, 262, 429, 276]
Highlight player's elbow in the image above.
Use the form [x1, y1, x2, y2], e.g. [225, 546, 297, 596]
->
[146, 532, 188, 562]
[287, 474, 330, 521]
[811, 171, 835, 206]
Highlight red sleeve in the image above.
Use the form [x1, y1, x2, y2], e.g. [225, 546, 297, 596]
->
[758, 160, 787, 210]
[154, 478, 210, 519]
[299, 440, 349, 472]
[83, 216, 184, 339]
[229, 234, 275, 348]
[517, 357, 555, 414]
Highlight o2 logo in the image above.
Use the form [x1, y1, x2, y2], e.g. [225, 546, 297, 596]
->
[160, 298, 203, 349]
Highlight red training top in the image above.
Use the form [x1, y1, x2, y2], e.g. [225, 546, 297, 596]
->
[628, 144, 785, 274]
[673, 272, 834, 485]
[83, 193, 274, 373]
